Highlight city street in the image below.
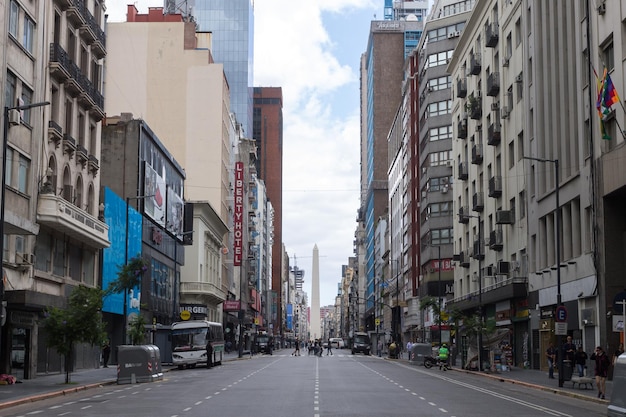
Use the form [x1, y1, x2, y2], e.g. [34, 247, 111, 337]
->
[0, 353, 609, 417]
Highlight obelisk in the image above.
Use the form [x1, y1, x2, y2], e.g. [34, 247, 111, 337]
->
[311, 244, 321, 340]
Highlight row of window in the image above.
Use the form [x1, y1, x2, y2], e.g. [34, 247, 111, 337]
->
[9, 0, 35, 55]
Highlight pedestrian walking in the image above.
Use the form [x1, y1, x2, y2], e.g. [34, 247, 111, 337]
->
[563, 335, 576, 362]
[377, 339, 383, 357]
[291, 338, 301, 356]
[574, 346, 588, 377]
[102, 340, 111, 368]
[546, 342, 557, 379]
[326, 338, 333, 356]
[590, 345, 611, 399]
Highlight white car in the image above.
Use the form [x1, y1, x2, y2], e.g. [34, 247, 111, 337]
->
[330, 338, 345, 349]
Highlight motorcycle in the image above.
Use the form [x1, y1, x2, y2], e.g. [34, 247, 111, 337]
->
[424, 355, 451, 371]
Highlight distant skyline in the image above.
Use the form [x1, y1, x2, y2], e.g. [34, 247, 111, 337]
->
[106, 0, 380, 307]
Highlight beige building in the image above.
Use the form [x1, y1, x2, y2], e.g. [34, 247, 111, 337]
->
[104, 6, 237, 325]
[2, 0, 109, 378]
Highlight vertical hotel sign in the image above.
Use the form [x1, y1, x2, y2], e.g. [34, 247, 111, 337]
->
[233, 162, 244, 266]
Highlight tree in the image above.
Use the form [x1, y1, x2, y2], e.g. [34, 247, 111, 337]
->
[105, 256, 149, 344]
[42, 285, 106, 384]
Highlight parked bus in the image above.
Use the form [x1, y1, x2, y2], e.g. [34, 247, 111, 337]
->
[171, 320, 224, 369]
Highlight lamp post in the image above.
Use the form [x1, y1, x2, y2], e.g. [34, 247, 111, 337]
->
[524, 156, 562, 386]
[1, 101, 49, 369]
[464, 213, 483, 371]
[124, 195, 153, 344]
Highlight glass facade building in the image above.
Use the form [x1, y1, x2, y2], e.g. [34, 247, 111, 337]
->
[190, 0, 254, 137]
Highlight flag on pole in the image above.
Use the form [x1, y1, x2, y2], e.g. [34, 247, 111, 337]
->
[596, 68, 621, 140]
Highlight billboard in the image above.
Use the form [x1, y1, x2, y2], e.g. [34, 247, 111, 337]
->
[166, 188, 184, 238]
[102, 187, 143, 318]
[143, 163, 165, 227]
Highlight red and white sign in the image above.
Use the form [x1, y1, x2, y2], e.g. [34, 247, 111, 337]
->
[223, 300, 241, 311]
[233, 162, 244, 266]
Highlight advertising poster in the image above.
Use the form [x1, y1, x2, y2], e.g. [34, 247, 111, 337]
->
[144, 163, 166, 227]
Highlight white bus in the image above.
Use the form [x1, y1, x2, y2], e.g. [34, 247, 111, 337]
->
[171, 320, 224, 369]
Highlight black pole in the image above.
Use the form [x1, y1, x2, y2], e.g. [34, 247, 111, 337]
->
[477, 214, 483, 372]
[438, 245, 442, 346]
[555, 159, 564, 387]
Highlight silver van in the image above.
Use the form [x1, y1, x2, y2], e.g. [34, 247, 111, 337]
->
[608, 352, 626, 417]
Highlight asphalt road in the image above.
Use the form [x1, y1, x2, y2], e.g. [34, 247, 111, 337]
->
[0, 352, 609, 417]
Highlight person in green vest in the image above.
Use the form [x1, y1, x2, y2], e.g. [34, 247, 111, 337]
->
[438, 343, 450, 369]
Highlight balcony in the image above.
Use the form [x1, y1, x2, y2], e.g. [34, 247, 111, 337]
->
[487, 72, 500, 96]
[37, 193, 109, 249]
[458, 206, 470, 224]
[473, 239, 484, 260]
[487, 121, 501, 146]
[54, 0, 72, 10]
[471, 142, 483, 164]
[49, 43, 71, 82]
[489, 227, 504, 251]
[66, 0, 87, 27]
[472, 191, 484, 212]
[88, 155, 99, 175]
[485, 22, 499, 47]
[468, 95, 482, 120]
[459, 250, 470, 268]
[457, 118, 468, 139]
[76, 144, 88, 167]
[180, 281, 226, 306]
[446, 277, 528, 312]
[458, 161, 468, 181]
[488, 175, 502, 197]
[63, 133, 76, 157]
[48, 120, 63, 148]
[469, 52, 481, 75]
[456, 78, 467, 98]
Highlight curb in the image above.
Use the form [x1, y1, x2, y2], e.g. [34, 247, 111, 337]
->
[452, 368, 609, 405]
[0, 380, 117, 411]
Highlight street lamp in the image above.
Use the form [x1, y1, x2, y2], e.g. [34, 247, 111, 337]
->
[524, 156, 562, 386]
[124, 195, 153, 344]
[1, 101, 49, 366]
[463, 212, 483, 371]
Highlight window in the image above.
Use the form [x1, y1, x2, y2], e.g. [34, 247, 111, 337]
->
[430, 125, 452, 141]
[21, 85, 33, 125]
[23, 15, 34, 53]
[5, 148, 13, 187]
[428, 176, 449, 192]
[432, 228, 453, 245]
[428, 76, 451, 91]
[428, 100, 452, 117]
[602, 42, 614, 71]
[5, 71, 16, 108]
[428, 202, 451, 218]
[17, 154, 29, 193]
[53, 237, 66, 276]
[429, 151, 452, 166]
[8, 1, 18, 38]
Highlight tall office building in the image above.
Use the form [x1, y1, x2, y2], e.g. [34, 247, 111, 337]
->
[173, 0, 255, 137]
[359, 19, 424, 335]
[253, 87, 284, 337]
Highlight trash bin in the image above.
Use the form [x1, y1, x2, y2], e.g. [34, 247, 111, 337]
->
[409, 343, 432, 365]
[561, 360, 574, 381]
[117, 344, 163, 385]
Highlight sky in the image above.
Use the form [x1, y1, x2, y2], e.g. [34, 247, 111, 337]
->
[105, 0, 382, 307]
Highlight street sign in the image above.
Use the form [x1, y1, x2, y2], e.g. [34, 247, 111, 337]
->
[555, 322, 568, 335]
[375, 318, 380, 326]
[556, 306, 567, 322]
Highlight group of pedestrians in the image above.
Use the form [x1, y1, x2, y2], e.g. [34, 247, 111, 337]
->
[291, 338, 335, 357]
[546, 336, 624, 401]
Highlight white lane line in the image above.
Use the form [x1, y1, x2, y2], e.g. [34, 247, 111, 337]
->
[80, 405, 92, 410]
[195, 401, 203, 405]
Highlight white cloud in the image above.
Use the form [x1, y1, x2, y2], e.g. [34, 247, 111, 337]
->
[106, 0, 372, 306]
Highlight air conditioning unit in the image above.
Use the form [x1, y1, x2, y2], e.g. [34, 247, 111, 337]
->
[597, 2, 606, 15]
[515, 74, 523, 83]
[496, 210, 515, 224]
[496, 260, 510, 275]
[502, 57, 510, 67]
[447, 32, 456, 39]
[501, 106, 510, 119]
[454, 31, 461, 37]
[8, 109, 20, 126]
[441, 185, 448, 193]
[445, 159, 453, 166]
[491, 102, 500, 110]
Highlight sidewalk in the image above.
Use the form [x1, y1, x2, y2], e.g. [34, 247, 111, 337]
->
[0, 349, 248, 411]
[398, 355, 611, 405]
[0, 350, 610, 410]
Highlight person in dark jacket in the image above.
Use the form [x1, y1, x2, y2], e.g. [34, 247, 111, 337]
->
[590, 346, 611, 399]
[574, 346, 588, 377]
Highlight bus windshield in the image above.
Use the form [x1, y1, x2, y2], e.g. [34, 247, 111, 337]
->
[172, 328, 207, 351]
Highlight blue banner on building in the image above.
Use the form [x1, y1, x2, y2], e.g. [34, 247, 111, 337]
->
[286, 303, 293, 331]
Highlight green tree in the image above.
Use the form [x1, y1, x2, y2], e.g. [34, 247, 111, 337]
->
[128, 314, 148, 345]
[42, 285, 106, 384]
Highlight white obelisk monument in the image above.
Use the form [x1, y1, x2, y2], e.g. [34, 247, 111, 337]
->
[310, 244, 321, 340]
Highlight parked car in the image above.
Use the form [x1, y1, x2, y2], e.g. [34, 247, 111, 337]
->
[330, 337, 345, 349]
